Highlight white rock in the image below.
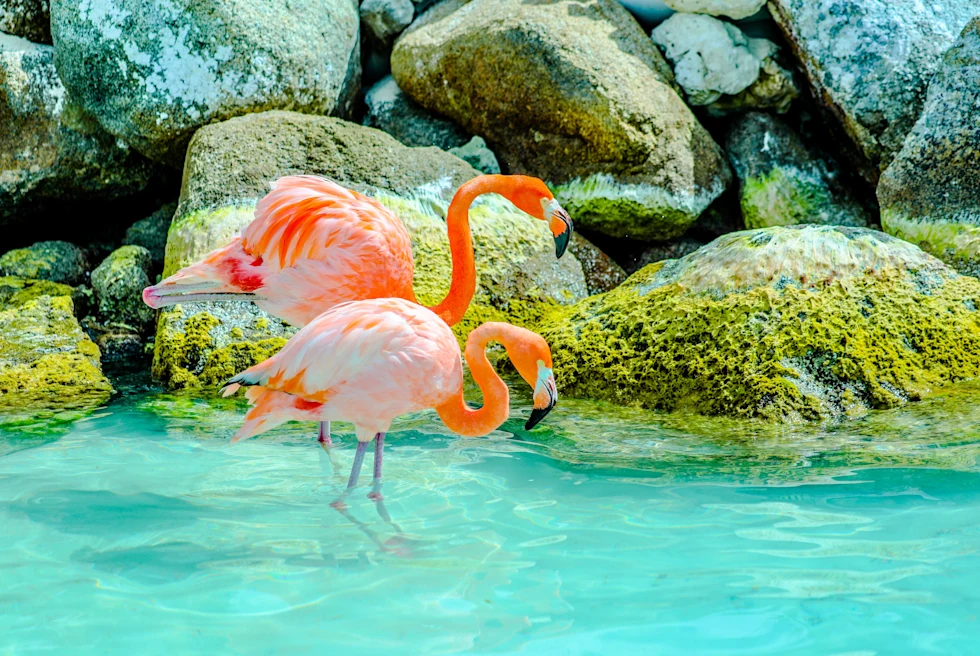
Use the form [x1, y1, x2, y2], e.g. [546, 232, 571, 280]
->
[652, 13, 761, 105]
[664, 0, 765, 20]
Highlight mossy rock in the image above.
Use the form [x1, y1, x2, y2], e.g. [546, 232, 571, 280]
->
[0, 276, 75, 311]
[392, 0, 731, 241]
[91, 245, 155, 333]
[0, 240, 88, 285]
[538, 224, 980, 422]
[0, 294, 112, 412]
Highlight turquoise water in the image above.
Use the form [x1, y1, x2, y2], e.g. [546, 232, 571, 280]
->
[2, 388, 980, 654]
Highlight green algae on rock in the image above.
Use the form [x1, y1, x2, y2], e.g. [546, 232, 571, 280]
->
[538, 225, 980, 422]
[0, 294, 112, 412]
[878, 18, 980, 278]
[0, 277, 75, 311]
[392, 0, 731, 241]
[725, 113, 870, 230]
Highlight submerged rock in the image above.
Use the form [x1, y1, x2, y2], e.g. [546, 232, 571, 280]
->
[0, 294, 112, 412]
[539, 225, 980, 422]
[123, 202, 176, 271]
[879, 18, 980, 277]
[50, 0, 360, 167]
[769, 0, 976, 179]
[154, 111, 589, 389]
[0, 35, 156, 226]
[363, 75, 471, 151]
[725, 113, 870, 229]
[392, 0, 731, 241]
[91, 245, 155, 334]
[0, 241, 87, 285]
[1, 0, 51, 43]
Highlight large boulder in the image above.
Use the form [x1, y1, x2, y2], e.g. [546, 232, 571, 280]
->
[154, 111, 589, 389]
[391, 0, 731, 241]
[363, 75, 470, 150]
[0, 293, 112, 412]
[769, 0, 976, 180]
[725, 113, 870, 229]
[1, 0, 51, 43]
[0, 34, 156, 226]
[879, 18, 980, 277]
[0, 240, 88, 285]
[539, 225, 980, 422]
[49, 0, 361, 167]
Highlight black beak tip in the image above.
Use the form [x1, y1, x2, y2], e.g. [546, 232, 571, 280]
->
[525, 406, 553, 430]
[554, 229, 571, 259]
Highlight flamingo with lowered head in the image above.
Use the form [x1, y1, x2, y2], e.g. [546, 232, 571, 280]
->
[220, 297, 558, 498]
[143, 174, 572, 445]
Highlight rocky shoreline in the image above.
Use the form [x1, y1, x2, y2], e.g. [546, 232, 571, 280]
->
[1, 0, 978, 425]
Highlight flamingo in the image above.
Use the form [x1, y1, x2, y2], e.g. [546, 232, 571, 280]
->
[143, 174, 572, 446]
[219, 297, 558, 499]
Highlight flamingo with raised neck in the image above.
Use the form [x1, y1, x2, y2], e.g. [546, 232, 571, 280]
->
[221, 297, 558, 495]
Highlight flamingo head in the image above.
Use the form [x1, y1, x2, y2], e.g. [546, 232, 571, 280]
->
[504, 328, 558, 430]
[506, 176, 574, 259]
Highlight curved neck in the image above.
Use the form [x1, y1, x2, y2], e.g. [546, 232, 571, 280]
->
[435, 323, 514, 437]
[427, 175, 512, 325]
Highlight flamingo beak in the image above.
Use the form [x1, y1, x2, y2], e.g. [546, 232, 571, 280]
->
[526, 364, 557, 430]
[544, 198, 574, 259]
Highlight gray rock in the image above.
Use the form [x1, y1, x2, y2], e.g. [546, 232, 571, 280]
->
[0, 34, 157, 226]
[0, 240, 87, 285]
[392, 0, 732, 241]
[879, 18, 980, 277]
[704, 39, 798, 115]
[1, 0, 50, 43]
[91, 245, 155, 333]
[50, 0, 361, 167]
[123, 202, 176, 270]
[725, 113, 870, 229]
[363, 75, 471, 150]
[664, 0, 764, 19]
[769, 0, 976, 180]
[634, 237, 704, 271]
[449, 136, 500, 175]
[360, 0, 414, 48]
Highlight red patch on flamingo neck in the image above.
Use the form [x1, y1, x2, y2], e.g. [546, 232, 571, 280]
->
[295, 398, 322, 412]
[222, 257, 265, 292]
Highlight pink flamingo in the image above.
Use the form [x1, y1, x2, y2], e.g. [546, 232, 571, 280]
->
[143, 174, 572, 445]
[220, 297, 557, 497]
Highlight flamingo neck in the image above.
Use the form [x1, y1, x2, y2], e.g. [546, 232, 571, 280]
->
[435, 322, 515, 437]
[427, 175, 512, 326]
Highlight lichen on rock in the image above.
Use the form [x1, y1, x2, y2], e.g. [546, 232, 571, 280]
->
[539, 225, 980, 422]
[0, 240, 88, 285]
[91, 245, 155, 333]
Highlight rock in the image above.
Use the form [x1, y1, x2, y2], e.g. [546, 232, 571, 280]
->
[0, 294, 112, 412]
[91, 245, 155, 334]
[153, 110, 589, 389]
[769, 0, 976, 180]
[448, 136, 501, 175]
[0, 34, 157, 226]
[392, 0, 731, 241]
[49, 0, 361, 167]
[633, 237, 704, 270]
[540, 225, 980, 422]
[363, 75, 471, 150]
[360, 0, 414, 48]
[96, 331, 144, 365]
[1, 0, 51, 43]
[879, 18, 980, 278]
[725, 113, 870, 229]
[0, 241, 87, 285]
[652, 14, 761, 105]
[123, 202, 176, 271]
[0, 276, 75, 311]
[568, 234, 627, 295]
[663, 0, 765, 19]
[652, 13, 796, 114]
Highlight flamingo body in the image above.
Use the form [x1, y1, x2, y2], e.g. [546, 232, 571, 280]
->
[145, 177, 417, 327]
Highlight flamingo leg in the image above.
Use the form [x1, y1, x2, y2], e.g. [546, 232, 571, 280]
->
[317, 421, 332, 447]
[346, 439, 369, 489]
[368, 432, 385, 500]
